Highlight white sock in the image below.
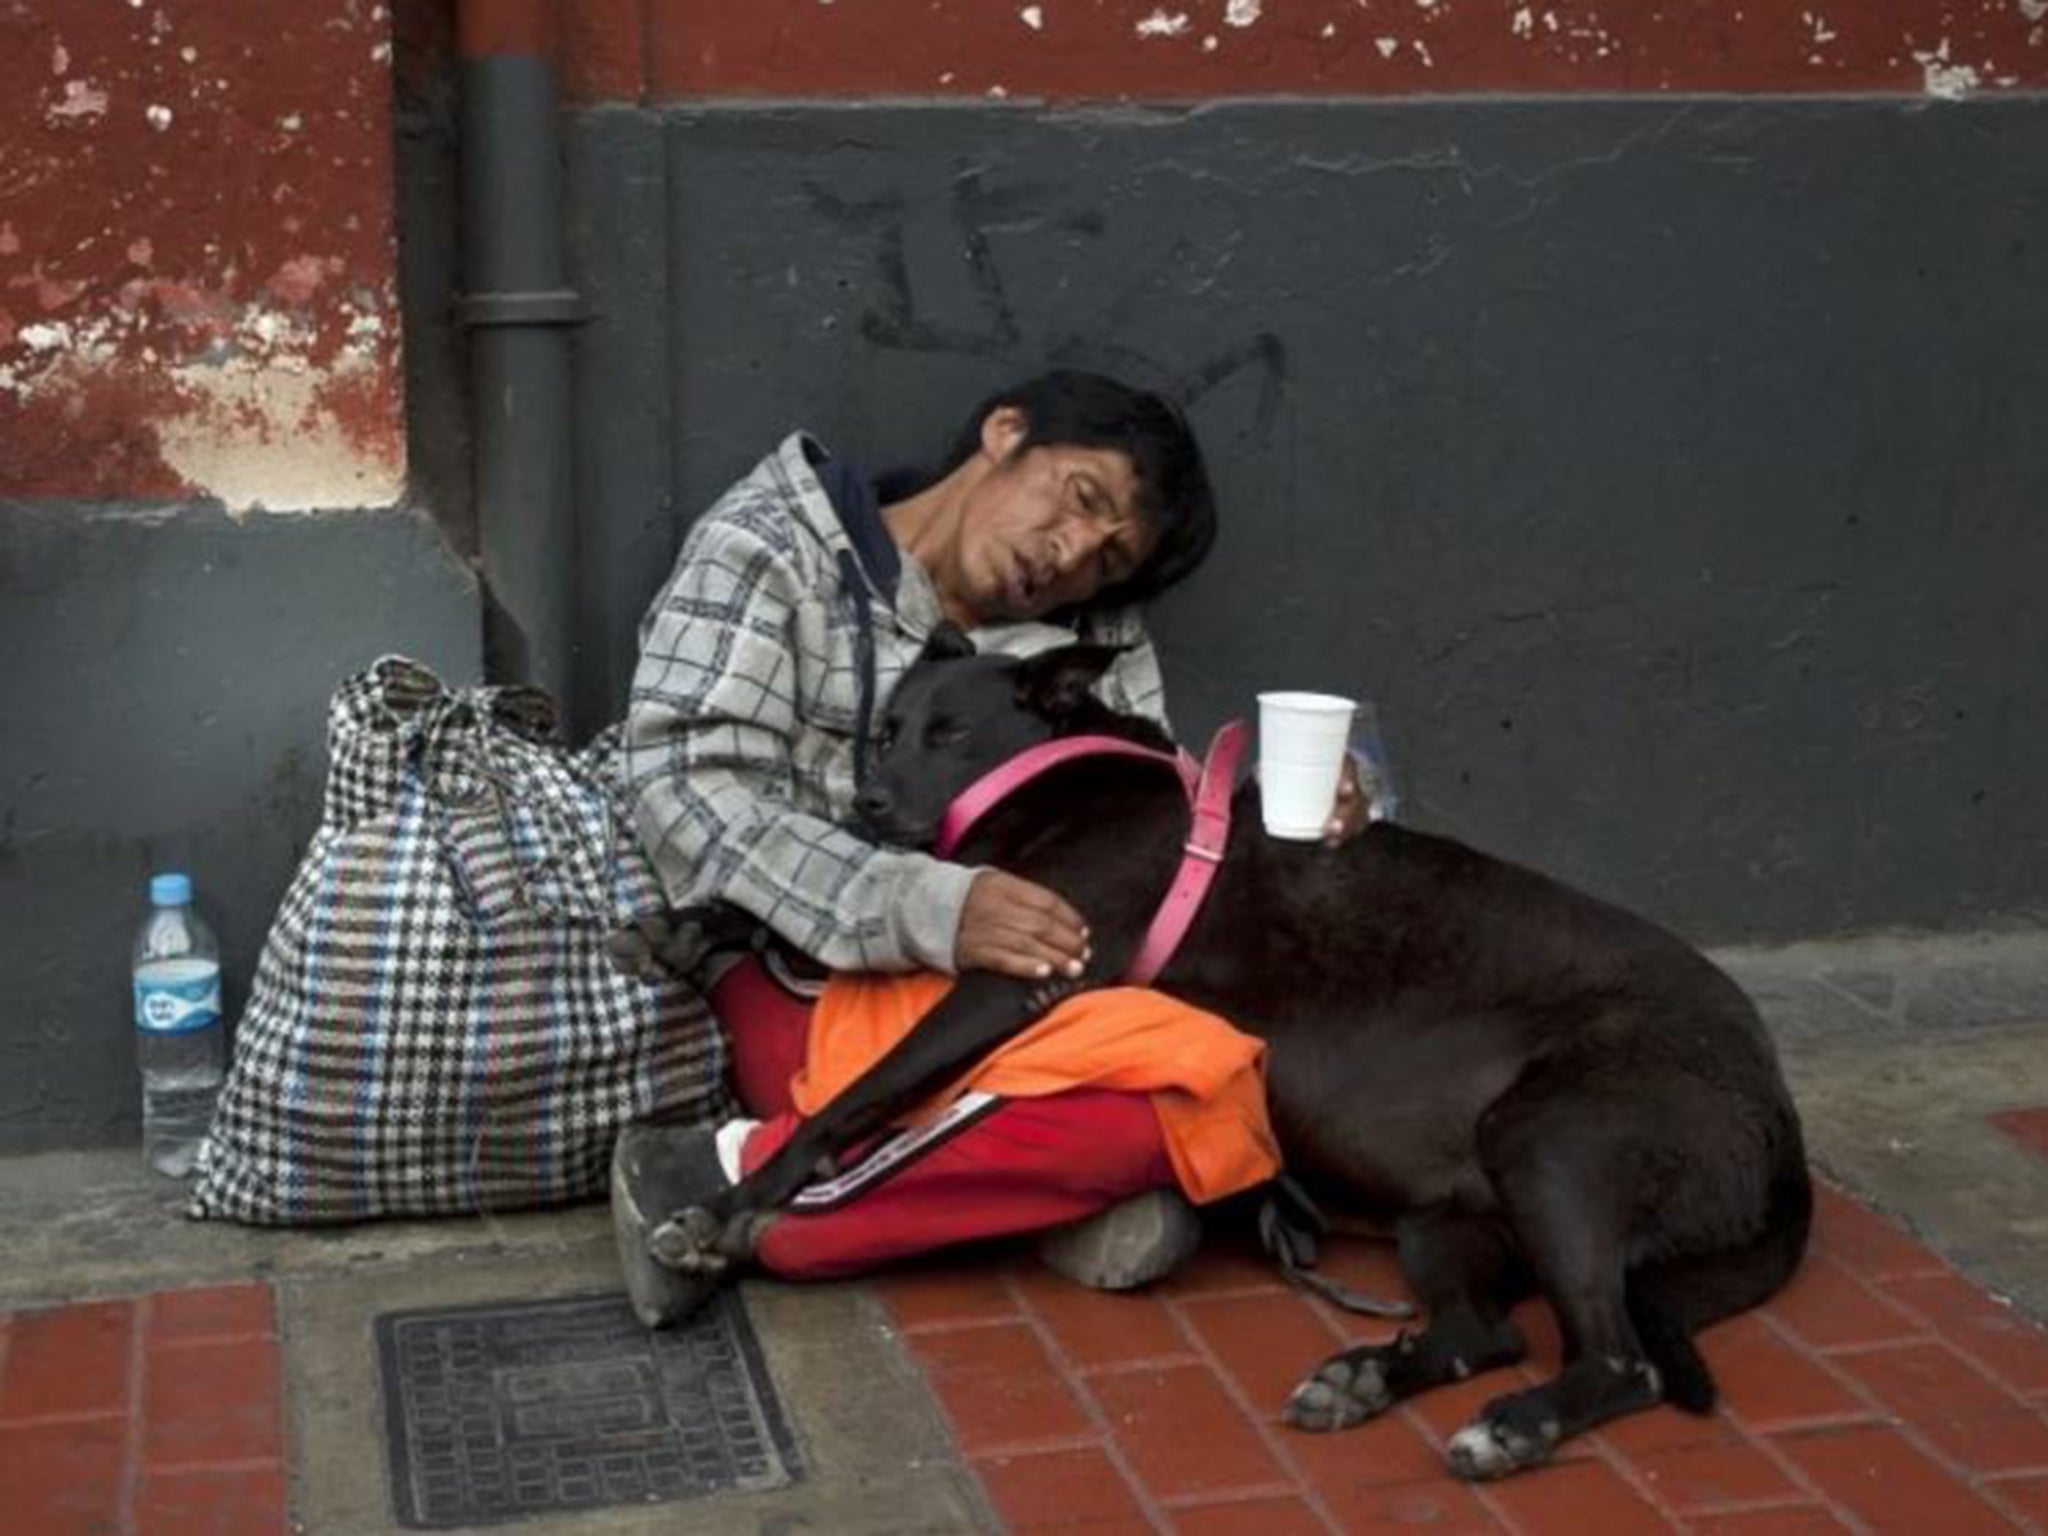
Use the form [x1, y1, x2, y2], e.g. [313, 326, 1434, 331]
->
[713, 1117, 760, 1185]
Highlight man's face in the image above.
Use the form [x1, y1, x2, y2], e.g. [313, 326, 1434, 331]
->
[955, 417, 1161, 624]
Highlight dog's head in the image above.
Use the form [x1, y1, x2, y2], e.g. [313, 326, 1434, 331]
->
[856, 622, 1125, 848]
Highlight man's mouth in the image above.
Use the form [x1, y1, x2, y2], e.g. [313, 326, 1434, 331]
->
[1008, 554, 1046, 610]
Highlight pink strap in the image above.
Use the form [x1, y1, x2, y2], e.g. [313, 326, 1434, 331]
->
[934, 734, 1187, 859]
[1126, 720, 1246, 985]
[931, 722, 1247, 986]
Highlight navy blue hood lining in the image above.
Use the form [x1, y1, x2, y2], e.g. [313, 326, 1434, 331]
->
[811, 448, 906, 603]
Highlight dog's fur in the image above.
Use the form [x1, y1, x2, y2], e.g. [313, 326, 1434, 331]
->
[660, 627, 1811, 1479]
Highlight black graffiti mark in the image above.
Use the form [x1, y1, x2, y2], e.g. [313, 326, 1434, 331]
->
[804, 168, 1026, 356]
[1042, 329, 1287, 450]
[804, 172, 1284, 446]
[1046, 334, 1169, 385]
[1174, 331, 1288, 442]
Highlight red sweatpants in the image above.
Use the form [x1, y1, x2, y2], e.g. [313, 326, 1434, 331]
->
[711, 957, 1176, 1280]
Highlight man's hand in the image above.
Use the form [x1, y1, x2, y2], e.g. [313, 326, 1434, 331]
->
[1322, 755, 1373, 847]
[956, 869, 1092, 979]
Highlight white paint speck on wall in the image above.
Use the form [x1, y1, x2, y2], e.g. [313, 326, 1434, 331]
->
[1225, 0, 1262, 26]
[1019, 5, 1043, 31]
[1914, 37, 1982, 98]
[49, 79, 109, 118]
[1135, 9, 1191, 37]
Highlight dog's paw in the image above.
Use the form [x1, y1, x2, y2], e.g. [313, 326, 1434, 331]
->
[1284, 1349, 1392, 1432]
[1444, 1398, 1561, 1480]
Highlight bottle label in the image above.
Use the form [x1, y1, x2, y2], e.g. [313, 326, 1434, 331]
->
[135, 969, 222, 1036]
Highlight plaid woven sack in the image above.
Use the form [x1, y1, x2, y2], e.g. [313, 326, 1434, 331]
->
[189, 655, 730, 1224]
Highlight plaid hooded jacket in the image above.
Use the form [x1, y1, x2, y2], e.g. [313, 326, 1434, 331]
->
[622, 433, 1172, 977]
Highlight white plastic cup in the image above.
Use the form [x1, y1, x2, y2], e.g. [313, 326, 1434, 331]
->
[1257, 691, 1358, 840]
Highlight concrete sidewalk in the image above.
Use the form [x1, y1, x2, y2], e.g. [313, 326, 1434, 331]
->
[3, 929, 2047, 1533]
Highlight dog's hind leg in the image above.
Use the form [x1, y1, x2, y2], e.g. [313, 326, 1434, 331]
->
[1286, 1205, 1532, 1432]
[1442, 1101, 1665, 1479]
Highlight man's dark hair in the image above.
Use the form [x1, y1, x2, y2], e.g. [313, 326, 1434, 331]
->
[943, 369, 1218, 607]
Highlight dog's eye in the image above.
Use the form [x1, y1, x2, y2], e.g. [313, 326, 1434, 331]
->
[924, 721, 969, 749]
[875, 722, 898, 752]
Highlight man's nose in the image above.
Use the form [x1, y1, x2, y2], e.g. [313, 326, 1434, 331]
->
[1050, 521, 1104, 575]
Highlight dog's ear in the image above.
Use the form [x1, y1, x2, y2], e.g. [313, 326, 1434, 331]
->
[920, 622, 977, 663]
[1014, 643, 1125, 721]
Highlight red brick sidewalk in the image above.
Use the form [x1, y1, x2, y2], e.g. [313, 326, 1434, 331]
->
[0, 1283, 285, 1536]
[4, 1181, 2044, 1534]
[879, 1181, 2048, 1534]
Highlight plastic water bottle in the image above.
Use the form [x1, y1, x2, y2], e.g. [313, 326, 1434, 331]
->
[133, 872, 226, 1178]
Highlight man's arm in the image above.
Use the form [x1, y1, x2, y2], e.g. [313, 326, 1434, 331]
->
[623, 517, 976, 973]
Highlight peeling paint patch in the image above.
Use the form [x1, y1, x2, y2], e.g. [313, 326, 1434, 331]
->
[1, 300, 402, 508]
[1914, 38, 1984, 98]
[50, 78, 110, 118]
[155, 363, 403, 511]
[0, 0, 405, 507]
[1225, 0, 1263, 27]
[1135, 9, 1191, 38]
[1019, 5, 1044, 31]
[267, 254, 339, 305]
[2024, 0, 2048, 23]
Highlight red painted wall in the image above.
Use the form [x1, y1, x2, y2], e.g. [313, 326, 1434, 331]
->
[0, 1, 404, 507]
[567, 0, 2048, 103]
[10, 0, 2039, 502]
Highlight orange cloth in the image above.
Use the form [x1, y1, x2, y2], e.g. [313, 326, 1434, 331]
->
[790, 974, 1281, 1206]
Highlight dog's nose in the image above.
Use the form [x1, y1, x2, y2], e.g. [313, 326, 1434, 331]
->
[854, 786, 893, 830]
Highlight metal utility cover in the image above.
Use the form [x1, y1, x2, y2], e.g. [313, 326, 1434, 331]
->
[375, 1290, 799, 1527]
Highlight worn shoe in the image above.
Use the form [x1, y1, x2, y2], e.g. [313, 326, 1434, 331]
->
[1037, 1188, 1202, 1291]
[610, 1122, 738, 1330]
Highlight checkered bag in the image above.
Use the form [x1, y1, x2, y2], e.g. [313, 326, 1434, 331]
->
[189, 656, 730, 1224]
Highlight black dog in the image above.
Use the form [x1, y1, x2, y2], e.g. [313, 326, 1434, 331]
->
[653, 626, 1811, 1480]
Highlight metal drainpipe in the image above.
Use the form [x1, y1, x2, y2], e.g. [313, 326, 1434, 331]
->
[455, 1, 584, 705]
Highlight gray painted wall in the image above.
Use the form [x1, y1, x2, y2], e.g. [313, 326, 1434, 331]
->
[0, 504, 478, 1152]
[566, 98, 2047, 944]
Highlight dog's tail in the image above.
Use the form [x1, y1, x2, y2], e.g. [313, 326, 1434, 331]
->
[1625, 1151, 1813, 1415]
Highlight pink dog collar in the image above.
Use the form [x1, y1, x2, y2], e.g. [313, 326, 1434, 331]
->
[933, 723, 1247, 985]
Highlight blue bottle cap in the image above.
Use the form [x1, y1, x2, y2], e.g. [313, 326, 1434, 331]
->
[150, 872, 193, 906]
